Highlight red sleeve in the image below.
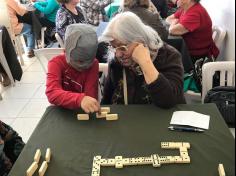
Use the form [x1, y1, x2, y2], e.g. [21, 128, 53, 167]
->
[84, 59, 99, 100]
[174, 9, 182, 19]
[178, 10, 200, 32]
[46, 55, 85, 110]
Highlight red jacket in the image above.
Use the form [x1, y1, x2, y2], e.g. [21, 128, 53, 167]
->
[46, 54, 99, 109]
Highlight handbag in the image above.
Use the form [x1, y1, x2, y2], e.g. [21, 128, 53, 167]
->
[204, 86, 235, 127]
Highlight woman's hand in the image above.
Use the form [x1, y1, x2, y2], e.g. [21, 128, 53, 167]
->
[131, 43, 159, 84]
[81, 96, 100, 114]
[131, 43, 152, 66]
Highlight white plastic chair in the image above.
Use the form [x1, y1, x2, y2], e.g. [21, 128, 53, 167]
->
[0, 0, 25, 66]
[0, 29, 15, 100]
[34, 48, 64, 73]
[55, 33, 65, 48]
[202, 61, 235, 103]
[212, 26, 227, 57]
[40, 27, 47, 48]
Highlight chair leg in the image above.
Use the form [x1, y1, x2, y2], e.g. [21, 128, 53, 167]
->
[0, 74, 2, 100]
[0, 93, 2, 100]
[15, 37, 24, 66]
[41, 27, 47, 48]
[0, 59, 15, 87]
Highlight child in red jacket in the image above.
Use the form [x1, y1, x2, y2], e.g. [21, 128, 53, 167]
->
[46, 24, 100, 113]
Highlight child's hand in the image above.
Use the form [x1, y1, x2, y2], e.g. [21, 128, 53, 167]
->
[81, 96, 100, 114]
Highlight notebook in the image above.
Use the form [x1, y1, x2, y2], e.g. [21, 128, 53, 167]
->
[170, 111, 210, 130]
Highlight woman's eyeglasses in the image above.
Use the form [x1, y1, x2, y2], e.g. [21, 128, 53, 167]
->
[109, 45, 129, 53]
[115, 45, 128, 52]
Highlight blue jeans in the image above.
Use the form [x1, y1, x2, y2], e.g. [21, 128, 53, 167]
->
[21, 23, 35, 51]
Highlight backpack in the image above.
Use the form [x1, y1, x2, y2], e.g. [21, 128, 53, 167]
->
[204, 86, 235, 127]
[193, 57, 214, 92]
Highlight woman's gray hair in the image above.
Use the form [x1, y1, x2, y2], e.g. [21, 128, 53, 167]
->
[100, 12, 163, 51]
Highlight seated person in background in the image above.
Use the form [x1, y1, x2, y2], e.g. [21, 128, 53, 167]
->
[151, 0, 168, 18]
[167, 0, 178, 16]
[0, 120, 25, 176]
[6, 0, 36, 57]
[100, 12, 185, 108]
[80, 0, 114, 26]
[166, 0, 219, 60]
[120, 0, 168, 41]
[33, 0, 60, 43]
[46, 24, 100, 113]
[56, 0, 86, 40]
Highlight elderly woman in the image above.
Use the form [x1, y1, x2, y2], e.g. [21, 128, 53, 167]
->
[121, 0, 168, 41]
[166, 0, 219, 59]
[46, 24, 100, 113]
[100, 12, 185, 108]
[56, 0, 86, 40]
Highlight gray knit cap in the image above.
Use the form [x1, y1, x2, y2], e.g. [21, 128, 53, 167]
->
[65, 24, 98, 70]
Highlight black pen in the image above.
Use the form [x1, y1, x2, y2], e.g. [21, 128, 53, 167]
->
[168, 126, 205, 132]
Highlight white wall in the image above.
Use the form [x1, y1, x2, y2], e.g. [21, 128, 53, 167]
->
[201, 0, 235, 61]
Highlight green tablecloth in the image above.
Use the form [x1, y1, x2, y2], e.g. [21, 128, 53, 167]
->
[9, 104, 235, 176]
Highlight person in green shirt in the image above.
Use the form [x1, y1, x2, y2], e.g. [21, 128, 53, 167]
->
[33, 0, 60, 44]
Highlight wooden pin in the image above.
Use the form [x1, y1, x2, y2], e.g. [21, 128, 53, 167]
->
[77, 114, 89, 120]
[218, 164, 226, 176]
[26, 162, 38, 176]
[34, 149, 41, 163]
[45, 148, 51, 163]
[96, 112, 107, 118]
[106, 114, 118, 121]
[39, 161, 48, 176]
[101, 107, 111, 113]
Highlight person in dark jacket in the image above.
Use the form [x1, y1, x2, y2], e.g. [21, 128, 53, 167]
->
[0, 120, 25, 176]
[151, 0, 168, 18]
[100, 12, 185, 108]
[120, 0, 168, 41]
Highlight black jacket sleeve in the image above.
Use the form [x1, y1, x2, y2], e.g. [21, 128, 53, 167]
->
[147, 44, 186, 108]
[0, 25, 22, 81]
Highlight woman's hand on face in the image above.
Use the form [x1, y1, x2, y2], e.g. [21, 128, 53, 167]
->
[131, 43, 151, 66]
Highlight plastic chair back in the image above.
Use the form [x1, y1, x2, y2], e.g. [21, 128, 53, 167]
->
[34, 48, 64, 73]
[202, 61, 235, 103]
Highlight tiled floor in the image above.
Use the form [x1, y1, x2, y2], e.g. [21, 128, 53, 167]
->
[0, 56, 50, 142]
[0, 56, 235, 144]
